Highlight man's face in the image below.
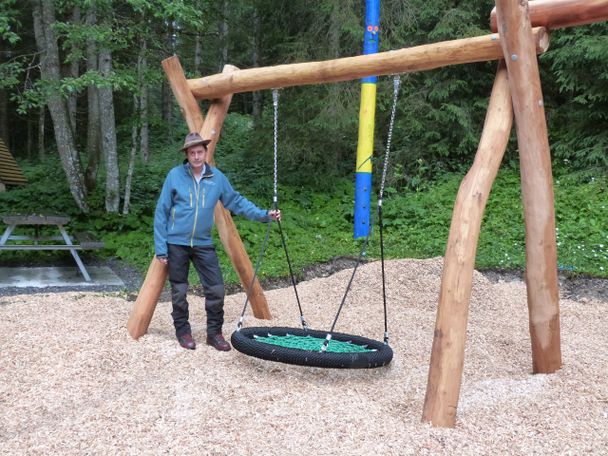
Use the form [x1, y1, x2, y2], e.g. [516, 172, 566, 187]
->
[186, 144, 207, 170]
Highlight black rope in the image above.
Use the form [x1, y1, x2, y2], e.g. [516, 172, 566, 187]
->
[237, 216, 273, 330]
[326, 234, 371, 336]
[378, 202, 389, 344]
[276, 215, 309, 329]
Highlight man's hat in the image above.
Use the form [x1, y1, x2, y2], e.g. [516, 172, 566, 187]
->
[181, 132, 212, 152]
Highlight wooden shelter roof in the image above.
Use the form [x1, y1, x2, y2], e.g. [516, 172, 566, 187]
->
[0, 137, 27, 187]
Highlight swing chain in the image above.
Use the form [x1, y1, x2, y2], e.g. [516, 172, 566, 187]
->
[272, 89, 279, 207]
[272, 88, 309, 332]
[378, 75, 400, 204]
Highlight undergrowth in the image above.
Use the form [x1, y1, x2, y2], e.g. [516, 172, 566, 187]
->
[1, 154, 606, 286]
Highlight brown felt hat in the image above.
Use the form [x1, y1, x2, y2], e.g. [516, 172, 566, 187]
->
[181, 132, 212, 152]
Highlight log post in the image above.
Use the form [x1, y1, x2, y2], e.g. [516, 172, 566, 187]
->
[491, 0, 608, 32]
[162, 56, 203, 133]
[127, 257, 167, 339]
[495, 0, 562, 374]
[186, 28, 549, 100]
[421, 62, 514, 427]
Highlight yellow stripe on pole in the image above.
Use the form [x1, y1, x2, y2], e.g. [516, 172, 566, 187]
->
[356, 83, 377, 173]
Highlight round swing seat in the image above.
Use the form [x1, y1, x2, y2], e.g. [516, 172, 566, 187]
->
[231, 327, 393, 369]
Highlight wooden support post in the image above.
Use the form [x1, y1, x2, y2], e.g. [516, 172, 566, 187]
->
[495, 0, 562, 374]
[127, 257, 168, 339]
[127, 58, 271, 340]
[491, 0, 608, 32]
[187, 28, 549, 100]
[162, 56, 203, 133]
[421, 62, 513, 427]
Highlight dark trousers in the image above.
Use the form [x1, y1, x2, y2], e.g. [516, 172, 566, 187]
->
[167, 243, 225, 337]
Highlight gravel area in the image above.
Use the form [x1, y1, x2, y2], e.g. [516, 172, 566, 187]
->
[1, 257, 607, 455]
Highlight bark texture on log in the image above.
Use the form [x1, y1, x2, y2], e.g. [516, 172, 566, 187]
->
[187, 28, 549, 100]
[491, 0, 608, 31]
[127, 258, 168, 340]
[422, 63, 514, 428]
[496, 0, 562, 375]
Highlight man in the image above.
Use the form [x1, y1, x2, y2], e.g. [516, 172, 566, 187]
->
[154, 132, 281, 351]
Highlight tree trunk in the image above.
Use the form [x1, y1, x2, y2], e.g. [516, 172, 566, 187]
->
[84, 4, 100, 191]
[27, 120, 33, 159]
[32, 0, 88, 212]
[194, 36, 202, 74]
[0, 89, 7, 144]
[38, 105, 45, 160]
[251, 7, 262, 127]
[194, 1, 203, 76]
[218, 0, 229, 70]
[329, 0, 341, 59]
[68, 5, 81, 134]
[422, 63, 513, 428]
[98, 44, 120, 212]
[124, 40, 148, 213]
[123, 94, 139, 215]
[139, 39, 149, 162]
[161, 24, 174, 124]
[0, 36, 9, 143]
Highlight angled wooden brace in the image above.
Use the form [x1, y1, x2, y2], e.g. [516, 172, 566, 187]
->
[127, 57, 271, 340]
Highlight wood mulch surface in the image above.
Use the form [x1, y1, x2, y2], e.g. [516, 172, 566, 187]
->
[1, 257, 606, 455]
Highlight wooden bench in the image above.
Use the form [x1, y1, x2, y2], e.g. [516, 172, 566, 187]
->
[0, 214, 104, 281]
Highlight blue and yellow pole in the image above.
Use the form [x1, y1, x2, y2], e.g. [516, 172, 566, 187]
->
[354, 0, 380, 239]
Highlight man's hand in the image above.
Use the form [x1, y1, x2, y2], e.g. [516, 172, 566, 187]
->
[268, 209, 281, 222]
[157, 256, 168, 265]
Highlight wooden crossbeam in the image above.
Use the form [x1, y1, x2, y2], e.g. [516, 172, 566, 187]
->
[491, 0, 608, 32]
[186, 28, 549, 100]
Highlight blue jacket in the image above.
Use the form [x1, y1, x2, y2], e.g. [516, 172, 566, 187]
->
[154, 162, 270, 257]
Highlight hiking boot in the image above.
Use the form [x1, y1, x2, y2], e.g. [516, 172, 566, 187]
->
[177, 333, 196, 350]
[206, 334, 231, 351]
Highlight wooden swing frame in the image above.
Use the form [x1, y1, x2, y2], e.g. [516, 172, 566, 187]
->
[127, 0, 608, 428]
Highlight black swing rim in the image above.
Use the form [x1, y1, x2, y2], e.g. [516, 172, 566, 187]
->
[231, 327, 393, 369]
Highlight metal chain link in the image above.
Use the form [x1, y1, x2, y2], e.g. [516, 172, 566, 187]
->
[272, 89, 279, 207]
[378, 75, 400, 202]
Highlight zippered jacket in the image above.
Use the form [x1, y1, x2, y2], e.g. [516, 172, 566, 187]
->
[154, 162, 270, 257]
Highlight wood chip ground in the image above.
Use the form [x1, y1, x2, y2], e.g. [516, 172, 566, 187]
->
[1, 258, 606, 455]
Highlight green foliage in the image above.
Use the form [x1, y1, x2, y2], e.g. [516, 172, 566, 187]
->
[2, 159, 606, 285]
[0, 0, 23, 92]
[0, 60, 23, 90]
[553, 170, 608, 275]
[542, 25, 608, 171]
[0, 0, 20, 44]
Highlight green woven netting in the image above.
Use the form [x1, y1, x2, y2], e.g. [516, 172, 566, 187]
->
[253, 334, 375, 353]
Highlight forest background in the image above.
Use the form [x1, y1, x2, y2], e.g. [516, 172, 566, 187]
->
[0, 0, 606, 284]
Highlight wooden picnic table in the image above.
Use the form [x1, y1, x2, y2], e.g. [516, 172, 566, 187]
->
[0, 214, 104, 282]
